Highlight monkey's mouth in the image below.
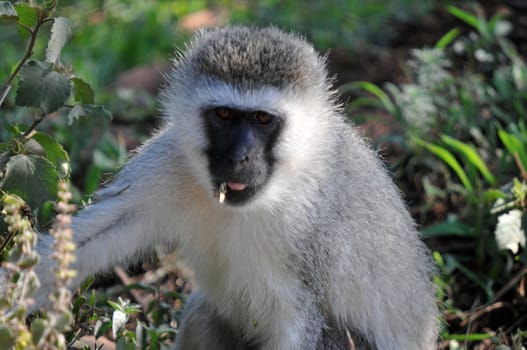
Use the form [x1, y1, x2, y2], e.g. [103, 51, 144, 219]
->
[214, 181, 257, 205]
[226, 182, 247, 191]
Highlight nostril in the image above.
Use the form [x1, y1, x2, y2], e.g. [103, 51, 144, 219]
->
[229, 152, 250, 165]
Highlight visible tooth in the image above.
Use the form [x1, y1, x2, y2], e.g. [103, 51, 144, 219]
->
[218, 182, 227, 204]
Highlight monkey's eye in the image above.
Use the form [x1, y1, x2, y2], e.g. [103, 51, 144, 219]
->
[215, 108, 233, 121]
[254, 112, 273, 125]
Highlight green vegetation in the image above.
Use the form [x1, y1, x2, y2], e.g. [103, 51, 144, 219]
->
[348, 5, 527, 349]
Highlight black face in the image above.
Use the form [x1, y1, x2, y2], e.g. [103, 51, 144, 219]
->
[203, 106, 283, 205]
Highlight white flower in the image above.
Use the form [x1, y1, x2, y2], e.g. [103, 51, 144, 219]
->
[112, 309, 129, 339]
[495, 20, 512, 37]
[475, 49, 494, 63]
[453, 41, 465, 55]
[495, 209, 526, 254]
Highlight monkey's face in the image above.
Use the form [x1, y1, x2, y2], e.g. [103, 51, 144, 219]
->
[203, 106, 283, 205]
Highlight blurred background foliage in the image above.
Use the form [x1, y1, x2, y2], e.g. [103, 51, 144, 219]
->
[1, 0, 527, 349]
[0, 0, 442, 200]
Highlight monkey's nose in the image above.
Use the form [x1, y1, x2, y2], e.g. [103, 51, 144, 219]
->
[229, 154, 249, 165]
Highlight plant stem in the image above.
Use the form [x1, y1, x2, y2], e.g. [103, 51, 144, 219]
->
[22, 116, 44, 138]
[0, 226, 17, 255]
[0, 17, 48, 108]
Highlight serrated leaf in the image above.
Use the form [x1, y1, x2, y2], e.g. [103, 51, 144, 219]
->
[0, 2, 17, 19]
[46, 17, 72, 64]
[31, 132, 70, 178]
[30, 318, 47, 344]
[15, 60, 71, 114]
[71, 77, 95, 104]
[0, 154, 59, 209]
[68, 104, 112, 124]
[14, 3, 38, 29]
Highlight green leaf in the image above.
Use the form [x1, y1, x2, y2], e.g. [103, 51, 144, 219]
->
[108, 300, 122, 311]
[0, 325, 15, 350]
[440, 134, 496, 186]
[14, 3, 38, 29]
[447, 5, 479, 30]
[5, 124, 28, 137]
[421, 221, 476, 238]
[95, 319, 112, 339]
[0, 154, 59, 209]
[36, 200, 55, 226]
[30, 132, 70, 178]
[416, 138, 474, 193]
[444, 333, 494, 341]
[15, 60, 71, 114]
[499, 130, 527, 171]
[444, 254, 493, 299]
[30, 318, 47, 344]
[71, 77, 95, 104]
[341, 81, 396, 115]
[435, 28, 460, 49]
[68, 104, 113, 124]
[0, 2, 17, 19]
[46, 17, 72, 64]
[116, 337, 136, 350]
[84, 164, 102, 196]
[484, 189, 507, 203]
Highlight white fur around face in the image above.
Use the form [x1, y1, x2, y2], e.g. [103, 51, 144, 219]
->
[162, 79, 333, 210]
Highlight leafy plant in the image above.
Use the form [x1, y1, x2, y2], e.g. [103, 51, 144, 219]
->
[0, 0, 111, 232]
[346, 5, 527, 347]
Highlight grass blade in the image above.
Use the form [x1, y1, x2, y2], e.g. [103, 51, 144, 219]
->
[447, 5, 480, 30]
[441, 134, 496, 186]
[416, 138, 474, 193]
[435, 28, 460, 49]
[341, 81, 396, 115]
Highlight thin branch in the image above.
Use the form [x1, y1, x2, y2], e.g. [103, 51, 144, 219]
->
[459, 301, 508, 327]
[492, 266, 527, 303]
[15, 20, 33, 35]
[0, 16, 49, 108]
[513, 152, 527, 181]
[0, 227, 18, 255]
[0, 84, 11, 107]
[22, 116, 44, 138]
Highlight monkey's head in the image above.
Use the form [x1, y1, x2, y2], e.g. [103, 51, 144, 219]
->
[161, 26, 338, 208]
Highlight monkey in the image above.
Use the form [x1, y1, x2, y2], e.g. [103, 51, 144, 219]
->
[14, 26, 439, 349]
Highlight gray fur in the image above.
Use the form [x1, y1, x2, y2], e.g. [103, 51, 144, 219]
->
[21, 26, 439, 349]
[177, 26, 328, 90]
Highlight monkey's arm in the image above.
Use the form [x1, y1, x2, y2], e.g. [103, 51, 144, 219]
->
[33, 130, 180, 308]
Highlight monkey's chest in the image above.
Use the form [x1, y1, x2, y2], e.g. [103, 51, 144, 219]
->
[182, 216, 299, 333]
